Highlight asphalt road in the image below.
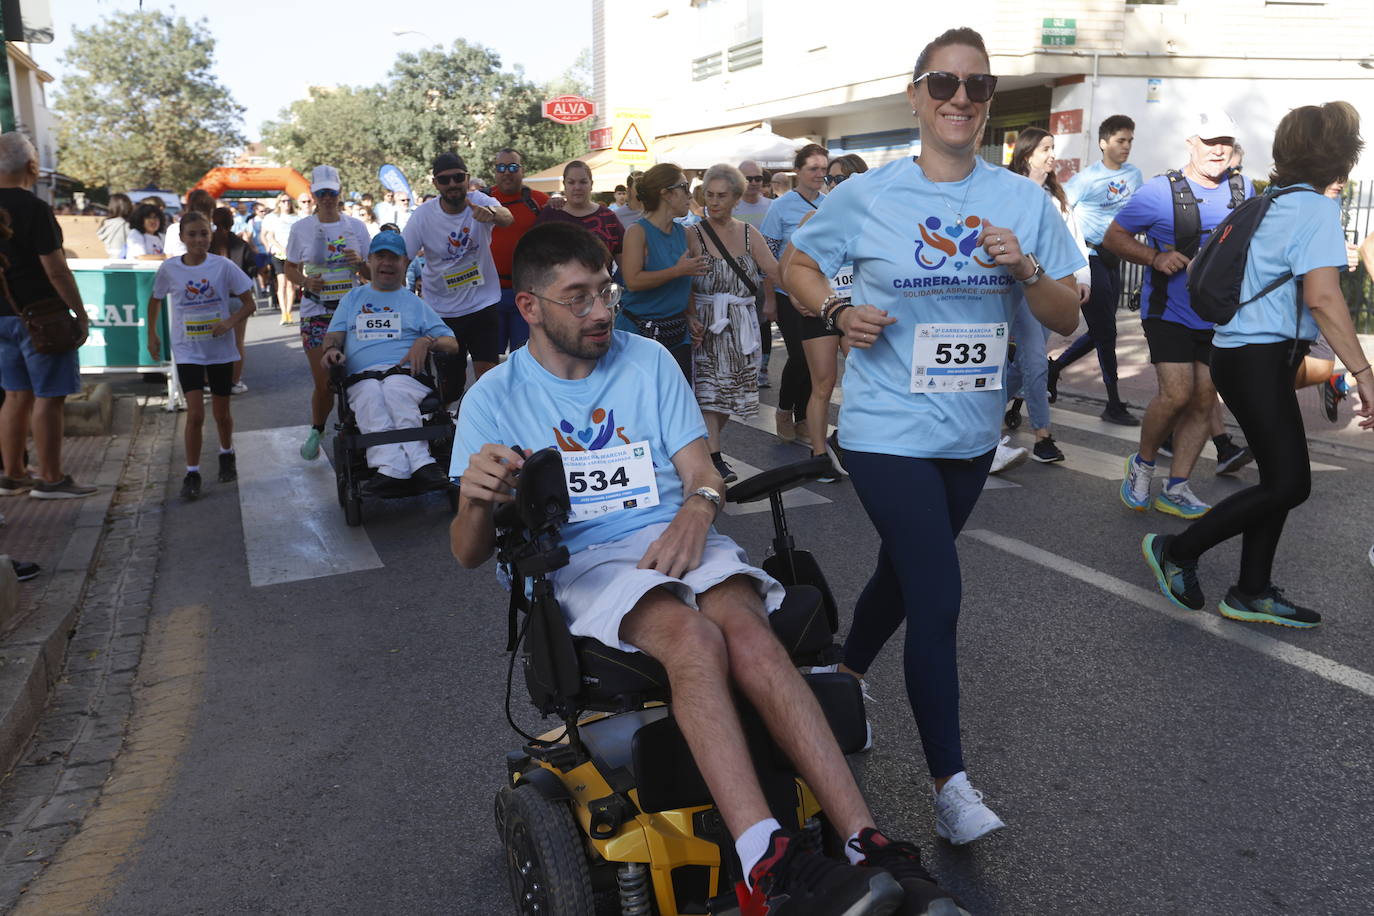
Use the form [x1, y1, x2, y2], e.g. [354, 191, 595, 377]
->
[92, 311, 1374, 915]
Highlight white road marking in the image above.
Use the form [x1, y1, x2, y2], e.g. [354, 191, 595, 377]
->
[1050, 406, 1343, 472]
[235, 425, 383, 587]
[965, 528, 1374, 700]
[721, 454, 831, 516]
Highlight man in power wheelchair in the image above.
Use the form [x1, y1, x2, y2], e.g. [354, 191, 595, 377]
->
[450, 223, 968, 916]
[321, 230, 461, 520]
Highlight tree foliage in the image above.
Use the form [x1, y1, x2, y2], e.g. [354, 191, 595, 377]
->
[53, 11, 245, 192]
[261, 39, 587, 196]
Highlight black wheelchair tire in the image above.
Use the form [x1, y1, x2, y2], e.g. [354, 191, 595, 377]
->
[334, 437, 349, 508]
[1004, 399, 1023, 431]
[447, 486, 459, 514]
[502, 784, 595, 916]
[345, 495, 363, 527]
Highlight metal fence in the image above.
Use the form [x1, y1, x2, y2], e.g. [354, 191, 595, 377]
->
[1114, 179, 1374, 331]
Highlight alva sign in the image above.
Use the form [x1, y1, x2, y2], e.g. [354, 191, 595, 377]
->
[542, 95, 596, 125]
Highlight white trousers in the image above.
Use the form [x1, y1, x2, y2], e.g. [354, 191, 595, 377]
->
[346, 371, 435, 478]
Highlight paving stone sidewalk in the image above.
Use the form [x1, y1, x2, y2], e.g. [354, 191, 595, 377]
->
[0, 399, 173, 907]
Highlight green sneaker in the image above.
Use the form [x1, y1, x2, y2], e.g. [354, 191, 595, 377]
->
[1141, 533, 1204, 611]
[1218, 586, 1321, 629]
[300, 428, 322, 460]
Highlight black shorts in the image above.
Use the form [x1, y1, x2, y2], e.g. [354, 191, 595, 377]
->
[177, 361, 234, 397]
[442, 305, 500, 365]
[1142, 318, 1213, 366]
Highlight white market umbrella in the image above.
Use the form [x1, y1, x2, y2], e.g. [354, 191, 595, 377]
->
[670, 128, 809, 171]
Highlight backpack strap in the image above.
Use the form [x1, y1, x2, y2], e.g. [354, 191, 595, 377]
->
[1147, 170, 1201, 318]
[1226, 169, 1247, 209]
[520, 186, 541, 215]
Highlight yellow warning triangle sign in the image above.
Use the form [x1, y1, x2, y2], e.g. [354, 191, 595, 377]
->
[617, 123, 648, 153]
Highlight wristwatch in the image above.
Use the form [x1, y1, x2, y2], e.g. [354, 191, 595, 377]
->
[1017, 253, 1044, 286]
[692, 486, 723, 511]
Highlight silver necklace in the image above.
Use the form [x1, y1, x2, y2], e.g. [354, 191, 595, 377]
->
[916, 156, 976, 228]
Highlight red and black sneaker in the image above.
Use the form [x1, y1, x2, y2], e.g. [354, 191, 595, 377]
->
[848, 828, 971, 916]
[736, 828, 903, 916]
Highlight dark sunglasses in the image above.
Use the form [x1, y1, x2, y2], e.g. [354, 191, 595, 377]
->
[494, 163, 523, 173]
[434, 172, 468, 186]
[823, 174, 848, 187]
[745, 175, 765, 183]
[668, 181, 691, 193]
[313, 188, 339, 198]
[912, 71, 998, 103]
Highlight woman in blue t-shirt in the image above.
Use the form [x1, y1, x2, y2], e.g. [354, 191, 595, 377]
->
[1144, 102, 1372, 629]
[617, 163, 707, 379]
[785, 27, 1082, 845]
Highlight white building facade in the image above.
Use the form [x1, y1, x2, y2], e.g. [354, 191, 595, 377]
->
[591, 0, 1374, 182]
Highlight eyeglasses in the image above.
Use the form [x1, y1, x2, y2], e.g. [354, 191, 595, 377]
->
[667, 181, 691, 193]
[434, 172, 468, 186]
[297, 198, 312, 204]
[745, 175, 765, 183]
[313, 189, 339, 198]
[531, 282, 622, 319]
[494, 163, 523, 173]
[823, 174, 848, 187]
[912, 71, 998, 103]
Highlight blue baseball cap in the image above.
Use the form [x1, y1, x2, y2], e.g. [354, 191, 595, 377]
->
[369, 230, 407, 257]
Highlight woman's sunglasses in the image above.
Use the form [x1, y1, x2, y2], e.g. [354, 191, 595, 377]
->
[823, 174, 848, 187]
[912, 71, 998, 103]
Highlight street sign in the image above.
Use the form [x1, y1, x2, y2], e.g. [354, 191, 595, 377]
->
[543, 95, 596, 124]
[588, 126, 613, 150]
[612, 108, 653, 165]
[1042, 18, 1076, 47]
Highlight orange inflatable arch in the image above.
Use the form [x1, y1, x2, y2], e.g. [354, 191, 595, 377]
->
[192, 167, 311, 199]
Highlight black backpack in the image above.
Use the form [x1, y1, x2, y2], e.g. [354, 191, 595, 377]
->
[1146, 168, 1247, 319]
[1186, 185, 1318, 331]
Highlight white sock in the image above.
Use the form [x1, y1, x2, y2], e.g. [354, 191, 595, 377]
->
[735, 817, 782, 888]
[186, 465, 199, 473]
[219, 447, 234, 455]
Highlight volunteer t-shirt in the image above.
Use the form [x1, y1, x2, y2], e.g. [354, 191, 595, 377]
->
[402, 194, 503, 318]
[327, 283, 454, 376]
[1113, 171, 1253, 329]
[285, 214, 371, 319]
[490, 185, 549, 288]
[1213, 185, 1346, 348]
[452, 331, 708, 556]
[1065, 161, 1143, 246]
[760, 189, 823, 294]
[733, 196, 772, 229]
[792, 157, 1085, 460]
[152, 253, 253, 365]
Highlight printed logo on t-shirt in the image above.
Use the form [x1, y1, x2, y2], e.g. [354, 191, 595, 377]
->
[552, 406, 631, 452]
[444, 228, 472, 260]
[1107, 178, 1132, 200]
[325, 236, 349, 263]
[183, 278, 217, 302]
[914, 215, 996, 272]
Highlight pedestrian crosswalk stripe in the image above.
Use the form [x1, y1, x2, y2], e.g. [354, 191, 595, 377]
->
[235, 425, 383, 587]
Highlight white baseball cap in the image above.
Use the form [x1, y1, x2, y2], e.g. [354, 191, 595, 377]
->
[310, 165, 341, 193]
[1190, 110, 1239, 143]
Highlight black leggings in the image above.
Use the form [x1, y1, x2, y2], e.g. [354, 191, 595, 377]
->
[774, 293, 811, 421]
[1054, 257, 1121, 390]
[1169, 341, 1310, 594]
[757, 303, 772, 357]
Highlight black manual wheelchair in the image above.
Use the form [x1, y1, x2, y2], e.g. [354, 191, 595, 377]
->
[329, 356, 462, 526]
[492, 448, 867, 916]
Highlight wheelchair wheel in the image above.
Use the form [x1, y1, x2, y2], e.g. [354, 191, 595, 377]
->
[447, 485, 459, 514]
[334, 437, 349, 508]
[1004, 398, 1023, 431]
[501, 783, 595, 916]
[344, 494, 363, 527]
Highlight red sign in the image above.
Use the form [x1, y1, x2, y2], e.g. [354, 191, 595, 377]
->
[588, 126, 613, 150]
[543, 95, 596, 125]
[1049, 109, 1083, 135]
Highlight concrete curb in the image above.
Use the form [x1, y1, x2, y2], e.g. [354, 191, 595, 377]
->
[0, 397, 138, 777]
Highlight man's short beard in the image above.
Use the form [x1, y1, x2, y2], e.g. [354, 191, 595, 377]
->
[542, 315, 611, 360]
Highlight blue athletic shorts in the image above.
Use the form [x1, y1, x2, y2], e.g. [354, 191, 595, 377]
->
[0, 315, 81, 398]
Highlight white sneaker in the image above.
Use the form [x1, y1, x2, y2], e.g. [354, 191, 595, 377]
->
[1368, 543, 1373, 569]
[989, 436, 1029, 475]
[932, 772, 1005, 845]
[231, 380, 248, 395]
[812, 664, 874, 752]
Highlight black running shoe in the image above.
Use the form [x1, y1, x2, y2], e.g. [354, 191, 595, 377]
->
[218, 452, 237, 483]
[849, 828, 970, 916]
[1218, 585, 1321, 628]
[1157, 435, 1174, 458]
[1101, 402, 1140, 426]
[712, 453, 738, 484]
[1322, 376, 1344, 423]
[11, 559, 39, 582]
[1046, 359, 1059, 404]
[1215, 440, 1252, 475]
[413, 463, 450, 491]
[737, 829, 902, 916]
[1141, 533, 1205, 611]
[364, 472, 409, 497]
[1031, 436, 1065, 463]
[180, 471, 202, 500]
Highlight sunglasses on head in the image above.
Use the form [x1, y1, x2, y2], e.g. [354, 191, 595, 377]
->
[823, 174, 848, 187]
[434, 172, 468, 186]
[494, 163, 522, 173]
[912, 71, 998, 103]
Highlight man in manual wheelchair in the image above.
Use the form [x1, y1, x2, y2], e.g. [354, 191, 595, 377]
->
[321, 230, 461, 506]
[450, 223, 967, 916]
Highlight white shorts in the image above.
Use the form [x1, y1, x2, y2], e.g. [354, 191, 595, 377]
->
[550, 522, 785, 654]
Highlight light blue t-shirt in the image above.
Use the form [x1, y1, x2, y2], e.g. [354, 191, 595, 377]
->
[327, 284, 453, 376]
[760, 189, 823, 294]
[1213, 185, 1345, 348]
[1065, 161, 1143, 246]
[791, 157, 1085, 460]
[1113, 171, 1253, 329]
[451, 331, 708, 555]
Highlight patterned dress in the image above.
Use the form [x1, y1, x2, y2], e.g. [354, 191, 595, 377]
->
[691, 222, 762, 419]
